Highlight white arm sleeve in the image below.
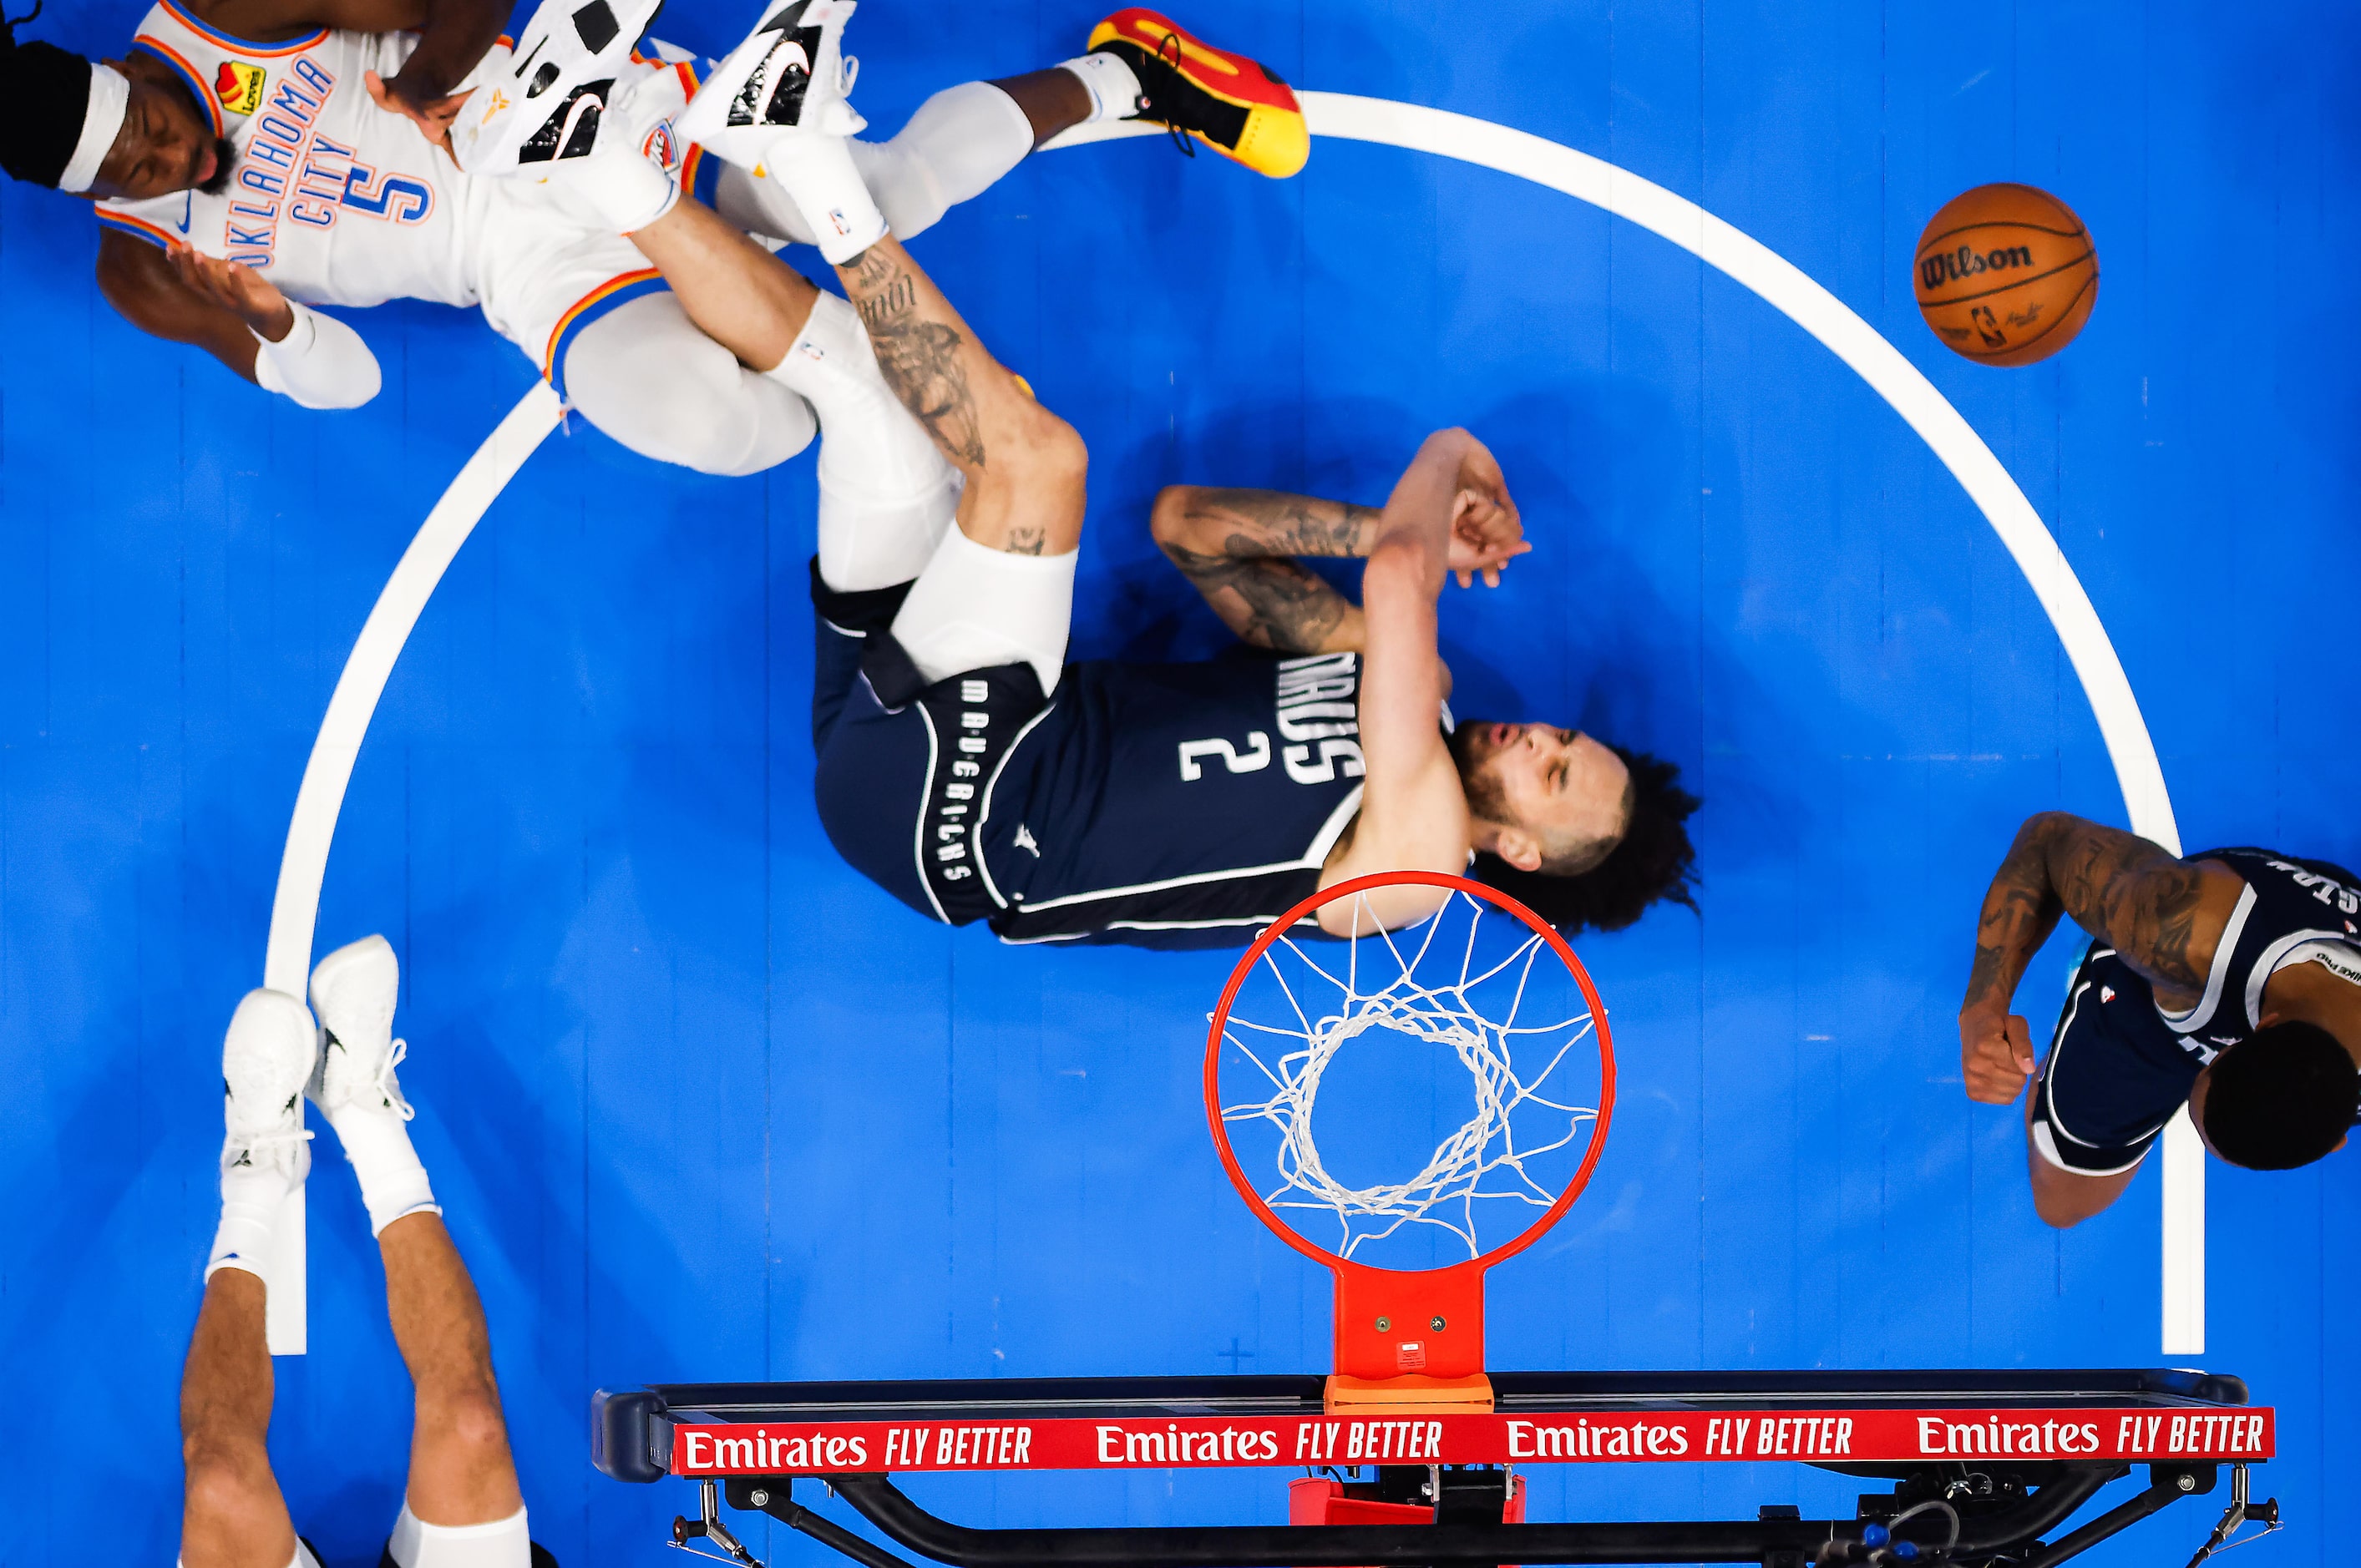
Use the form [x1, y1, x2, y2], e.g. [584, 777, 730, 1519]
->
[251, 301, 381, 410]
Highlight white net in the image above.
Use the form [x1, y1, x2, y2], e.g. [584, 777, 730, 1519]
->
[1215, 887, 1601, 1263]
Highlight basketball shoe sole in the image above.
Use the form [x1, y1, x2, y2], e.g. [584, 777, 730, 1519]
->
[453, 0, 664, 175]
[679, 0, 867, 170]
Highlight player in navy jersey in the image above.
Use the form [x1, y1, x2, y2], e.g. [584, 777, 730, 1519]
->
[8, 0, 1690, 942]
[1961, 812, 2361, 1226]
[441, 0, 1698, 945]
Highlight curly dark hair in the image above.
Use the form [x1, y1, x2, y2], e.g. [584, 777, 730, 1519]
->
[1472, 745, 1699, 934]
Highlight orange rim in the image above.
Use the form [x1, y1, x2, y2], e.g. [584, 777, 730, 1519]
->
[1202, 868, 1617, 1282]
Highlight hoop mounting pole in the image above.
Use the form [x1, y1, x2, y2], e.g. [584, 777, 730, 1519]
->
[1327, 1257, 1494, 1411]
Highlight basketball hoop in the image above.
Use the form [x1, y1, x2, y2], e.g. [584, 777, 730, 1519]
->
[1205, 870, 1614, 1412]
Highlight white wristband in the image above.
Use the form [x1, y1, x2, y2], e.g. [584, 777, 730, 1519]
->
[252, 300, 382, 409]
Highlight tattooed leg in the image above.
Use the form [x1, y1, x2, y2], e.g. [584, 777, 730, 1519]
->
[835, 235, 1087, 556]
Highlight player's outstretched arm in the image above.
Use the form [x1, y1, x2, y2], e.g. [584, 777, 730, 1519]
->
[98, 232, 383, 409]
[1149, 482, 1531, 653]
[1149, 488, 1376, 653]
[96, 230, 266, 383]
[1315, 431, 1515, 932]
[1958, 811, 2242, 1103]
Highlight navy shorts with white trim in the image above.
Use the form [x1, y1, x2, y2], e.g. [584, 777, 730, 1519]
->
[2029, 943, 2203, 1176]
[809, 565, 1046, 927]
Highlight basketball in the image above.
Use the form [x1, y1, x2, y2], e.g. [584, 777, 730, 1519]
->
[1913, 183, 2098, 366]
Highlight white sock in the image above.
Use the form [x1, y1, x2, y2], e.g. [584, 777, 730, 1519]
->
[763, 131, 889, 263]
[205, 1161, 294, 1283]
[326, 1103, 439, 1237]
[1058, 51, 1144, 123]
[766, 291, 960, 589]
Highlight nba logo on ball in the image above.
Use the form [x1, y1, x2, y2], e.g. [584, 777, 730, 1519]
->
[1913, 183, 2099, 366]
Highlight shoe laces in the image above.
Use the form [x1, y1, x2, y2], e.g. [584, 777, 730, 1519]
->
[375, 1038, 418, 1123]
[1143, 31, 1196, 160]
[227, 1125, 315, 1171]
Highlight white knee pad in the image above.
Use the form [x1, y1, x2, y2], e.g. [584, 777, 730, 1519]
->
[892, 525, 1077, 695]
[767, 291, 962, 591]
[387, 1502, 532, 1568]
[564, 293, 818, 477]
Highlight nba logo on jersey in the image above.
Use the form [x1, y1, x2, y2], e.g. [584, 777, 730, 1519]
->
[641, 119, 681, 174]
[214, 59, 267, 117]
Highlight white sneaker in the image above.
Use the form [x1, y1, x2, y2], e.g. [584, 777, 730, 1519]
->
[679, 0, 867, 169]
[221, 988, 317, 1183]
[452, 0, 664, 175]
[308, 934, 413, 1123]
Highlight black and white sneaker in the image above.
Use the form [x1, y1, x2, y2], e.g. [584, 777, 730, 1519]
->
[453, 0, 665, 175]
[679, 0, 866, 169]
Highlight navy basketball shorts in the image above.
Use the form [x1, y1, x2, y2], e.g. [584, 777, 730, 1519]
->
[2028, 943, 2204, 1176]
[808, 565, 1046, 927]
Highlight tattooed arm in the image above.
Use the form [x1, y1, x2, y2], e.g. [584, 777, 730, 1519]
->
[1958, 812, 2244, 1104]
[1148, 475, 1530, 654]
[1148, 488, 1379, 653]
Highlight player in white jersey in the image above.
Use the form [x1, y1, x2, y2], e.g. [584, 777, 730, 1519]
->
[0, 0, 1178, 475]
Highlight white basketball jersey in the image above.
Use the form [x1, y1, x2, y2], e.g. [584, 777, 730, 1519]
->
[99, 2, 490, 311]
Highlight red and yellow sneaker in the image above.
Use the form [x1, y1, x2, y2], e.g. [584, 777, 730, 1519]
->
[1084, 8, 1308, 179]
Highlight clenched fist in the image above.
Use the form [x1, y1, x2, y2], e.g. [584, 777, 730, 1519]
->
[1960, 1007, 2036, 1105]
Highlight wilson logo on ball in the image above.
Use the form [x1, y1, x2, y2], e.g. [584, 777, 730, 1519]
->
[1918, 244, 2034, 291]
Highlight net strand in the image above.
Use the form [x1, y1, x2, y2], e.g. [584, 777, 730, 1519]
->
[1219, 890, 1598, 1260]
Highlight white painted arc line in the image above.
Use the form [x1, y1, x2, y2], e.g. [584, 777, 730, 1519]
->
[264, 382, 566, 997]
[259, 381, 564, 1353]
[1300, 91, 2200, 1354]
[1300, 93, 2182, 853]
[2161, 1114, 2204, 1355]
[260, 98, 2196, 1357]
